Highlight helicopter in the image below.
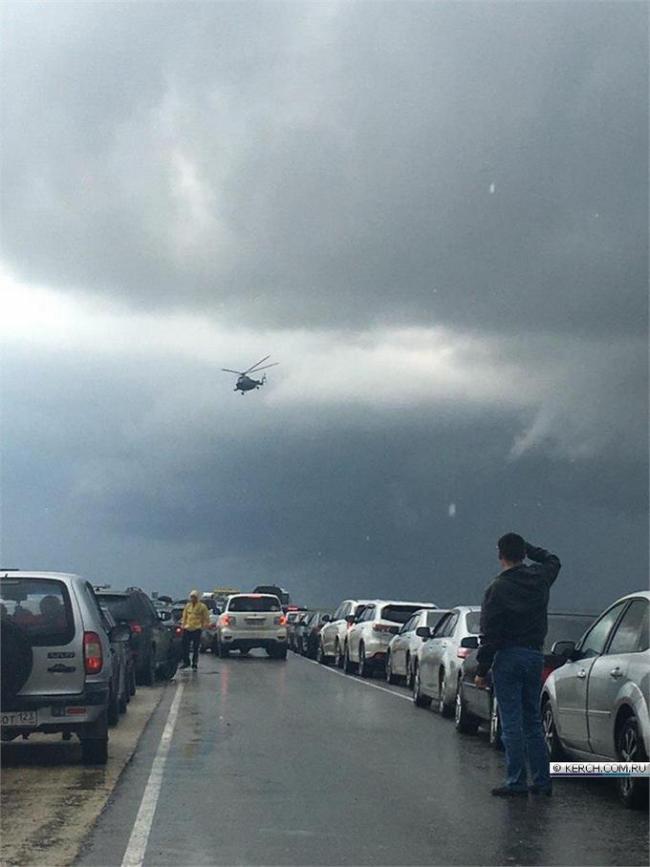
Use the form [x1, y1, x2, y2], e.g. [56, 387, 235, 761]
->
[221, 355, 279, 394]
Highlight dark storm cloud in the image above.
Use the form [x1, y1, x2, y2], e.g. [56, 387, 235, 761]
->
[1, 1, 647, 612]
[2, 2, 646, 335]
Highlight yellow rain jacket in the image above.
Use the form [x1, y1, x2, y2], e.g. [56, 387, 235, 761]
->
[182, 600, 210, 631]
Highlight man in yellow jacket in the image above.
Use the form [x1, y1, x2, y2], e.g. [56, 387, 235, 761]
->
[181, 590, 210, 670]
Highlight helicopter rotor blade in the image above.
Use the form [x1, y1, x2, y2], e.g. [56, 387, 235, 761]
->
[221, 368, 245, 375]
[249, 363, 279, 373]
[244, 355, 271, 374]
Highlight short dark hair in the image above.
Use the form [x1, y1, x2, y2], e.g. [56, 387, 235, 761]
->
[498, 533, 526, 562]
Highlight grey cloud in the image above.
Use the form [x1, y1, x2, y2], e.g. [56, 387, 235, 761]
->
[2, 2, 646, 337]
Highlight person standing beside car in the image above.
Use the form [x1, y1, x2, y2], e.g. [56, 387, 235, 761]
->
[475, 534, 561, 797]
[181, 590, 210, 670]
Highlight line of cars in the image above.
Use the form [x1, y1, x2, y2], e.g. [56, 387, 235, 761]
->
[0, 571, 182, 765]
[313, 591, 650, 809]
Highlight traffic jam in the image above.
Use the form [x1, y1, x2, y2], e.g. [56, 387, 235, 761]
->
[1, 571, 648, 867]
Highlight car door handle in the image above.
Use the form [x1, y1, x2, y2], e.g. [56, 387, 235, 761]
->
[576, 669, 587, 679]
[609, 667, 624, 679]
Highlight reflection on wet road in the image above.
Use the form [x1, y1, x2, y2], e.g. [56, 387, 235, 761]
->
[76, 651, 648, 866]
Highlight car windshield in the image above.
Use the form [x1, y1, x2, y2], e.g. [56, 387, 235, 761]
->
[0, 577, 74, 646]
[380, 605, 423, 624]
[544, 614, 596, 652]
[229, 596, 281, 612]
[466, 612, 481, 634]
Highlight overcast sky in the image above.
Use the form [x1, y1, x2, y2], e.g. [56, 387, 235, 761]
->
[1, 1, 647, 612]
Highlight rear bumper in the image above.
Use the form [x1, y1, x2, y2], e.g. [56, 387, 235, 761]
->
[222, 636, 288, 651]
[1, 683, 109, 732]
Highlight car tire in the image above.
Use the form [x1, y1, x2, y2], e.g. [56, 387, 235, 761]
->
[358, 645, 372, 678]
[268, 646, 287, 660]
[334, 640, 344, 669]
[489, 699, 504, 750]
[413, 665, 432, 708]
[316, 641, 328, 665]
[218, 642, 230, 658]
[80, 711, 108, 766]
[405, 658, 414, 690]
[161, 655, 178, 680]
[128, 666, 136, 697]
[617, 716, 649, 810]
[385, 653, 397, 684]
[454, 682, 479, 734]
[542, 698, 564, 760]
[1, 621, 33, 704]
[240, 648, 250, 657]
[118, 691, 128, 714]
[107, 686, 120, 727]
[343, 645, 356, 675]
[439, 670, 454, 718]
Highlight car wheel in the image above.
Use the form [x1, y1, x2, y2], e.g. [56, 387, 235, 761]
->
[107, 685, 120, 727]
[454, 682, 479, 734]
[358, 645, 372, 678]
[405, 658, 414, 690]
[439, 669, 454, 718]
[161, 655, 178, 680]
[269, 646, 287, 660]
[343, 645, 356, 675]
[118, 692, 128, 714]
[542, 698, 564, 760]
[617, 716, 649, 809]
[489, 699, 504, 750]
[81, 711, 108, 766]
[128, 666, 136, 697]
[334, 640, 344, 669]
[218, 642, 230, 658]
[413, 665, 432, 708]
[385, 653, 397, 684]
[240, 648, 250, 657]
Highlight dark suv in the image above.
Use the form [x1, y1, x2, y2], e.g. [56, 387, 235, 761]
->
[95, 589, 179, 685]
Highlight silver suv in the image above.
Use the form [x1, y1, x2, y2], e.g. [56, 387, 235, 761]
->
[0, 571, 126, 764]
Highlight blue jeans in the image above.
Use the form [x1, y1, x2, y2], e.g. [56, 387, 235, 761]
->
[492, 646, 550, 791]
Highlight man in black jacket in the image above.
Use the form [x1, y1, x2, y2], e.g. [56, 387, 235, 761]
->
[475, 533, 561, 797]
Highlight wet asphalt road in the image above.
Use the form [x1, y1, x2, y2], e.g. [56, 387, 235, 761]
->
[78, 651, 648, 867]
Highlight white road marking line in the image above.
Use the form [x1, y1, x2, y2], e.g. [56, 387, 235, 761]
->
[121, 682, 185, 867]
[298, 655, 413, 702]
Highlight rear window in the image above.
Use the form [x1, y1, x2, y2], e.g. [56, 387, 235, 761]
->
[0, 577, 74, 646]
[544, 614, 595, 652]
[380, 605, 423, 624]
[98, 593, 139, 622]
[466, 612, 481, 634]
[228, 596, 281, 612]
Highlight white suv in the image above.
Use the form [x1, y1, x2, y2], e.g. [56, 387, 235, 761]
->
[215, 594, 288, 659]
[317, 599, 373, 668]
[344, 600, 437, 678]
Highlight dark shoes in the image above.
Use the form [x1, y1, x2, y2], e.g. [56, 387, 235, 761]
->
[529, 785, 552, 796]
[191, 664, 198, 670]
[491, 786, 528, 797]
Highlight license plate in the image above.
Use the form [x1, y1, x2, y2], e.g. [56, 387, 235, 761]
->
[245, 617, 265, 624]
[1, 710, 37, 727]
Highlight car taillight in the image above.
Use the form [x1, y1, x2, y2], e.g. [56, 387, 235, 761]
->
[372, 623, 398, 633]
[129, 621, 143, 634]
[221, 615, 236, 626]
[274, 615, 287, 626]
[457, 647, 472, 659]
[175, 626, 183, 636]
[84, 631, 103, 674]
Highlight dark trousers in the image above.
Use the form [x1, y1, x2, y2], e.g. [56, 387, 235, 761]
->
[492, 646, 550, 791]
[182, 629, 202, 667]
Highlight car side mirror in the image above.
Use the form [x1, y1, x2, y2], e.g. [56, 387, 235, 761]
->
[345, 614, 357, 625]
[459, 636, 479, 649]
[551, 640, 576, 659]
[415, 626, 431, 639]
[321, 615, 331, 623]
[110, 624, 132, 643]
